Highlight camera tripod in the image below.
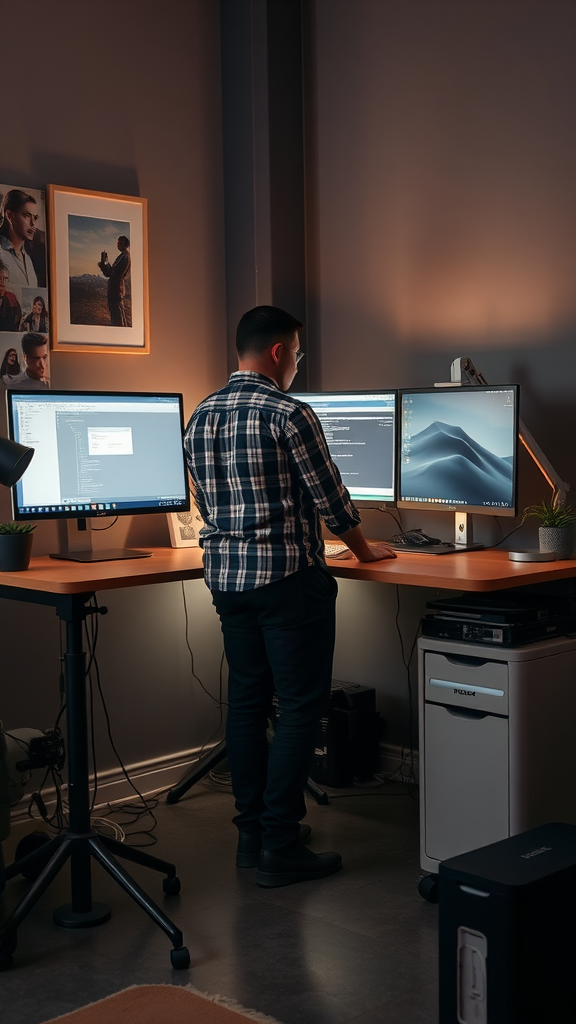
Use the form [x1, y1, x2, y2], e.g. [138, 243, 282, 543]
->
[0, 590, 189, 971]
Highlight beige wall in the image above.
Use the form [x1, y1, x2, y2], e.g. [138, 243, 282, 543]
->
[309, 1, 576, 446]
[308, 0, 576, 751]
[0, 0, 228, 773]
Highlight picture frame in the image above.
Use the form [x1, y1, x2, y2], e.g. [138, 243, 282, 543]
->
[167, 506, 202, 548]
[47, 184, 149, 354]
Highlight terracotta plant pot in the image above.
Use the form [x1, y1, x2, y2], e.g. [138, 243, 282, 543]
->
[0, 532, 34, 572]
[538, 525, 575, 560]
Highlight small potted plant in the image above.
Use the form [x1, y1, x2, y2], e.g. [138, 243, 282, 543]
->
[521, 499, 576, 560]
[0, 522, 36, 572]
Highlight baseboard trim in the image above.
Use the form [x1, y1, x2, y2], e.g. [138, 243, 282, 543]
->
[10, 739, 416, 828]
[9, 743, 225, 827]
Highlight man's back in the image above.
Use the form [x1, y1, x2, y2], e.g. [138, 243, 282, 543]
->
[185, 370, 360, 591]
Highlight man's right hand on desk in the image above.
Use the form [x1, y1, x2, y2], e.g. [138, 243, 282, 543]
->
[357, 542, 397, 562]
[336, 525, 397, 562]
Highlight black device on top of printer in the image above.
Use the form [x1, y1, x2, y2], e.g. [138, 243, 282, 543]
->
[422, 591, 576, 646]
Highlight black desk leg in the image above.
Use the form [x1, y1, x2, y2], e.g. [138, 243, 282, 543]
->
[166, 740, 329, 806]
[166, 739, 228, 804]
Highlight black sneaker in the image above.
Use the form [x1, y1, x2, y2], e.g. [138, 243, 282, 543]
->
[236, 824, 312, 868]
[255, 843, 342, 887]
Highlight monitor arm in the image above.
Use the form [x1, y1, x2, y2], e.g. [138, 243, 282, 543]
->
[451, 357, 570, 508]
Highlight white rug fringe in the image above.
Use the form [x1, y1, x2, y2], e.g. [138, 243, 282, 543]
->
[184, 983, 285, 1022]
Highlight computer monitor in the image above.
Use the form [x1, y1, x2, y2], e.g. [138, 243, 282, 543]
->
[398, 385, 519, 544]
[290, 390, 396, 506]
[7, 389, 190, 561]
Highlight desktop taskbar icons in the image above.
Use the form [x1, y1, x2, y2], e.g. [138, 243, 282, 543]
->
[21, 503, 115, 514]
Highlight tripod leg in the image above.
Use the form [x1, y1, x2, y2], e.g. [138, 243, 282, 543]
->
[88, 837, 185, 949]
[98, 835, 180, 892]
[4, 834, 61, 882]
[0, 838, 72, 939]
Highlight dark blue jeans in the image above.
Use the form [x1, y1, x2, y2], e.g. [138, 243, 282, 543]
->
[212, 567, 337, 850]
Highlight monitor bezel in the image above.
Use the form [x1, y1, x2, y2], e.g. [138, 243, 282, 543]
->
[6, 388, 191, 523]
[397, 383, 519, 518]
[289, 388, 397, 508]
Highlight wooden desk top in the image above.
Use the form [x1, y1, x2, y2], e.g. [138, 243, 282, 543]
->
[0, 545, 574, 597]
[0, 546, 205, 595]
[325, 547, 576, 592]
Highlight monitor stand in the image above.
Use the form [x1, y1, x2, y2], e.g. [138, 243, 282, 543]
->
[50, 518, 152, 562]
[396, 511, 485, 554]
[427, 511, 484, 554]
[452, 511, 483, 552]
[51, 549, 152, 562]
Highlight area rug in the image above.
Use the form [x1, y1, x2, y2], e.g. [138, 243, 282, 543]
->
[40, 984, 285, 1024]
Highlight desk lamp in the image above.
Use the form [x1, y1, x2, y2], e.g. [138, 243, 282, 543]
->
[0, 436, 34, 488]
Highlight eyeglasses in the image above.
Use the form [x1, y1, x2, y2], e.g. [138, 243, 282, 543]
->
[282, 345, 305, 364]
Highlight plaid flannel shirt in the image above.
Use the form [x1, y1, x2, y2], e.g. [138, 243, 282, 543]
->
[184, 371, 361, 591]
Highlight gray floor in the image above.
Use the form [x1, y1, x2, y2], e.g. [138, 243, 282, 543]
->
[1, 778, 438, 1024]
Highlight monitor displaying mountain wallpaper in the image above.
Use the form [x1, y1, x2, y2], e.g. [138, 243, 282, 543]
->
[398, 385, 519, 517]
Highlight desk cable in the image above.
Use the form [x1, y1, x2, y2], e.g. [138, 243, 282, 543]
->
[84, 595, 160, 846]
[180, 580, 229, 788]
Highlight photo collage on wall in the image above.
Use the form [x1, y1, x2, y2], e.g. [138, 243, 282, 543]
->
[0, 183, 50, 391]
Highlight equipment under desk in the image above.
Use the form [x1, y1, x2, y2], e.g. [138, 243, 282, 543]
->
[1, 545, 575, 969]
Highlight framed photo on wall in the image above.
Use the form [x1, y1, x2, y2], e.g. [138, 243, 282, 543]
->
[47, 185, 149, 354]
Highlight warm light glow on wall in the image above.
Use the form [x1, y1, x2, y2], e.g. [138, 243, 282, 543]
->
[314, 1, 576, 352]
[361, 193, 575, 344]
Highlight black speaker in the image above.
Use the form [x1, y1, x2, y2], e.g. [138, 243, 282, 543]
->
[438, 822, 576, 1023]
[310, 682, 379, 787]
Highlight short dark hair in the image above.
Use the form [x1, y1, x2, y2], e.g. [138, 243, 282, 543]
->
[22, 332, 47, 357]
[118, 235, 130, 247]
[236, 305, 303, 357]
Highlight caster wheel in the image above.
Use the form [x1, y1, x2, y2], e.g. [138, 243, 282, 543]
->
[418, 873, 439, 903]
[163, 876, 181, 896]
[170, 946, 190, 970]
[14, 831, 52, 881]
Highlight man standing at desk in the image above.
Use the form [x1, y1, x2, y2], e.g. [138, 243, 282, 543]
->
[185, 305, 395, 888]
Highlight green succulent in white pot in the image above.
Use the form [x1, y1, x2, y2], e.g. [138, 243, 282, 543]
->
[0, 522, 36, 571]
[522, 499, 576, 559]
